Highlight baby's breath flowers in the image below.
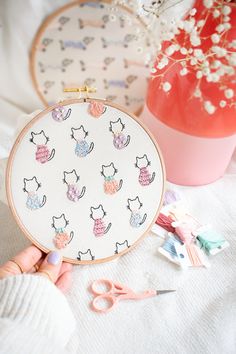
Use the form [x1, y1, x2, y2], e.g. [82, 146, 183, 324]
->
[151, 0, 236, 115]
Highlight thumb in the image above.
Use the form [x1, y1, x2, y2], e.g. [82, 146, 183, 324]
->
[38, 251, 62, 283]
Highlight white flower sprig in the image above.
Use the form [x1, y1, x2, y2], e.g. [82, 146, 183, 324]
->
[151, 0, 236, 115]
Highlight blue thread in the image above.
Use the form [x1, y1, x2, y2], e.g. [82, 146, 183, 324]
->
[75, 140, 90, 157]
[26, 194, 44, 210]
[63, 40, 86, 49]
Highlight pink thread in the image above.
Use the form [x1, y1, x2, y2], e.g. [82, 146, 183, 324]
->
[93, 218, 106, 236]
[174, 223, 194, 244]
[88, 101, 106, 118]
[36, 145, 50, 163]
[139, 167, 151, 186]
[156, 213, 175, 233]
[67, 184, 80, 202]
[53, 232, 71, 249]
[104, 179, 120, 194]
[186, 244, 203, 267]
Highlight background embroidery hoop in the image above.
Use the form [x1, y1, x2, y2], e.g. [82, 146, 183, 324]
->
[6, 98, 165, 264]
[30, 0, 151, 115]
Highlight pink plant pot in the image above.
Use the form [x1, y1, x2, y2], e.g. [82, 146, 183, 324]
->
[140, 105, 236, 186]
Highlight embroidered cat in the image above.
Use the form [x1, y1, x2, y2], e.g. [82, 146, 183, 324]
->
[88, 101, 106, 118]
[135, 154, 155, 186]
[101, 163, 123, 195]
[114, 240, 130, 254]
[71, 125, 94, 157]
[109, 118, 130, 150]
[30, 130, 55, 164]
[52, 214, 74, 249]
[90, 205, 112, 237]
[52, 106, 71, 122]
[23, 177, 46, 210]
[77, 249, 95, 261]
[127, 197, 147, 228]
[63, 170, 86, 202]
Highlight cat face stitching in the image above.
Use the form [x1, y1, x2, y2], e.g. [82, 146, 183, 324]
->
[101, 163, 117, 178]
[52, 214, 69, 230]
[63, 170, 79, 185]
[23, 177, 41, 193]
[30, 130, 49, 145]
[71, 126, 88, 141]
[135, 154, 151, 169]
[127, 197, 143, 211]
[90, 205, 106, 220]
[109, 118, 125, 134]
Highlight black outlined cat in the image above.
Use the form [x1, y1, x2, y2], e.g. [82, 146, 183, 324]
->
[77, 249, 95, 261]
[52, 105, 71, 122]
[52, 214, 74, 249]
[135, 154, 156, 186]
[30, 130, 55, 164]
[101, 163, 123, 195]
[23, 176, 46, 210]
[63, 170, 86, 202]
[90, 205, 112, 237]
[109, 118, 130, 149]
[71, 125, 94, 157]
[127, 197, 147, 228]
[114, 240, 130, 254]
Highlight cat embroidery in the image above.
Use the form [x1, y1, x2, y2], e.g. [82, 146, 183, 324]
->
[115, 240, 130, 254]
[135, 154, 155, 186]
[23, 177, 46, 210]
[52, 214, 74, 249]
[101, 163, 123, 195]
[71, 125, 94, 157]
[109, 118, 130, 150]
[52, 105, 71, 122]
[30, 130, 55, 164]
[63, 170, 86, 202]
[127, 197, 147, 228]
[90, 205, 112, 237]
[77, 249, 95, 261]
[88, 101, 106, 118]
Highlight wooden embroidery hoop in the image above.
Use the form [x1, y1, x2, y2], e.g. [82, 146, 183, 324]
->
[6, 89, 166, 264]
[29, 0, 150, 116]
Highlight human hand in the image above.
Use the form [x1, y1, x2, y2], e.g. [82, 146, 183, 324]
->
[0, 245, 72, 293]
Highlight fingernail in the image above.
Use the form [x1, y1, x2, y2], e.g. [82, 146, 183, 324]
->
[47, 251, 61, 265]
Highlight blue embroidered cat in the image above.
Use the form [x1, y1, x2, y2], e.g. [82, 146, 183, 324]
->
[71, 125, 94, 157]
[127, 196, 147, 228]
[23, 177, 46, 210]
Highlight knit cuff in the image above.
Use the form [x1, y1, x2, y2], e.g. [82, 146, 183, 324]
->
[0, 274, 76, 346]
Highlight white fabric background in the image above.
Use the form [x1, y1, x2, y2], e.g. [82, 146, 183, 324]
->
[0, 1, 236, 353]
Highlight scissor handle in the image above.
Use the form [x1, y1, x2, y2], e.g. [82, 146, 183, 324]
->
[91, 279, 114, 295]
[92, 294, 117, 313]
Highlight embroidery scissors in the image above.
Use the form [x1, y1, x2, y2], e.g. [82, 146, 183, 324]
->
[91, 279, 176, 313]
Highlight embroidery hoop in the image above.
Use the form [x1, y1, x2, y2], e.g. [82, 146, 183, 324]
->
[6, 94, 165, 264]
[30, 0, 151, 115]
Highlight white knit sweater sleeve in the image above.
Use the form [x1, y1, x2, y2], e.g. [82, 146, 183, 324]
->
[0, 274, 76, 354]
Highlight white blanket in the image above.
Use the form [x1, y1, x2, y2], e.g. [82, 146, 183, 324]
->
[0, 1, 236, 353]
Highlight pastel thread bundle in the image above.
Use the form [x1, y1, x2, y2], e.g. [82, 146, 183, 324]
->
[196, 228, 226, 254]
[157, 189, 229, 268]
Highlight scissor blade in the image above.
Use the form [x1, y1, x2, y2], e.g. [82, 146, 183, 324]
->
[156, 290, 176, 295]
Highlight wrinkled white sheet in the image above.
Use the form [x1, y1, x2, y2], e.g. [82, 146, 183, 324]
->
[0, 1, 236, 353]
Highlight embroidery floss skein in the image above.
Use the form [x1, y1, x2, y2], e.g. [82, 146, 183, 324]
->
[156, 213, 175, 233]
[163, 189, 181, 206]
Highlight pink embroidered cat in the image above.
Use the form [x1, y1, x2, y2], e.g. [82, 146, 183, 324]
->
[88, 101, 106, 118]
[101, 163, 123, 195]
[30, 130, 55, 164]
[63, 170, 86, 202]
[135, 155, 155, 186]
[109, 118, 130, 150]
[90, 205, 111, 237]
[52, 214, 74, 249]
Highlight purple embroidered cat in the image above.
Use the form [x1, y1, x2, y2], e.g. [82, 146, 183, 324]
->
[63, 170, 86, 202]
[52, 106, 71, 122]
[109, 118, 130, 150]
